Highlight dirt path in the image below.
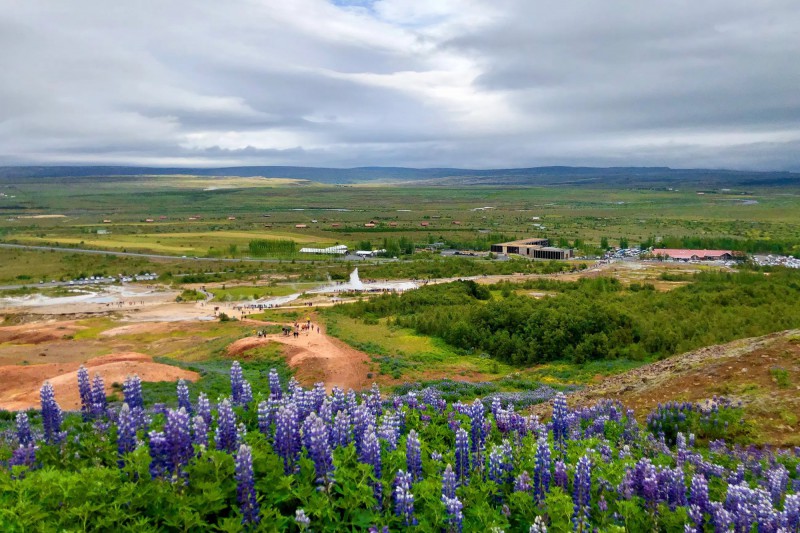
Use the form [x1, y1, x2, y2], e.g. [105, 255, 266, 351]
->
[227, 327, 373, 391]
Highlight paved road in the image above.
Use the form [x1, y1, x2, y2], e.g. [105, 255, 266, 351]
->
[0, 242, 394, 265]
[0, 242, 320, 263]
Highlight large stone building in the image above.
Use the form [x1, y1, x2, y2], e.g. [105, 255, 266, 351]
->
[490, 238, 572, 260]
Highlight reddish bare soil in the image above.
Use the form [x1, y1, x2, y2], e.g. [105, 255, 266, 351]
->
[0, 352, 199, 411]
[0, 320, 85, 345]
[227, 329, 372, 391]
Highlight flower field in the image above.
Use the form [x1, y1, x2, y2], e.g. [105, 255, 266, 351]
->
[1, 362, 799, 532]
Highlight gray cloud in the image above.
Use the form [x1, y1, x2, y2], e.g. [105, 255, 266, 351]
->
[0, 0, 799, 170]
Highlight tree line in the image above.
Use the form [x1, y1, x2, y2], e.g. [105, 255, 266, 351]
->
[333, 270, 800, 364]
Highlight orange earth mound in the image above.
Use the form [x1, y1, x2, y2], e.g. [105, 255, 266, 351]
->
[227, 330, 372, 392]
[0, 351, 199, 411]
[0, 320, 85, 345]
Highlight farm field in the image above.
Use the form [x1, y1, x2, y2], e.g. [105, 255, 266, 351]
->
[3, 176, 800, 260]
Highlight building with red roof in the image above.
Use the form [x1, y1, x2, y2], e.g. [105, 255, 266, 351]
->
[652, 249, 735, 261]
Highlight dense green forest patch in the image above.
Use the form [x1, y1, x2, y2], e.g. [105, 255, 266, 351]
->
[330, 270, 800, 365]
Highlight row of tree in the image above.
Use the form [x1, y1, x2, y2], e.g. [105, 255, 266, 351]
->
[334, 270, 800, 364]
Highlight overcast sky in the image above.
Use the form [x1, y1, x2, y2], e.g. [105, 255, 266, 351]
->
[1, 0, 799, 170]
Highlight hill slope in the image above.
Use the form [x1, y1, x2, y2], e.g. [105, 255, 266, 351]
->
[561, 329, 800, 445]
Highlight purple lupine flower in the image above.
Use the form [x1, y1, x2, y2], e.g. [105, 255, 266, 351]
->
[767, 464, 789, 506]
[257, 400, 272, 436]
[295, 509, 310, 530]
[235, 444, 260, 526]
[40, 382, 64, 444]
[117, 403, 138, 461]
[331, 409, 352, 448]
[90, 373, 107, 418]
[15, 412, 33, 447]
[240, 380, 253, 408]
[529, 516, 547, 533]
[150, 407, 193, 482]
[552, 393, 569, 455]
[784, 494, 800, 531]
[448, 411, 461, 433]
[331, 386, 346, 415]
[378, 413, 399, 451]
[488, 446, 505, 485]
[468, 399, 486, 463]
[123, 374, 144, 411]
[286, 377, 301, 399]
[230, 361, 244, 404]
[598, 495, 608, 513]
[442, 464, 457, 499]
[618, 444, 631, 460]
[311, 382, 326, 413]
[319, 398, 332, 427]
[533, 435, 551, 502]
[689, 473, 710, 524]
[302, 412, 334, 485]
[394, 470, 417, 526]
[296, 390, 314, 422]
[353, 403, 374, 455]
[454, 427, 470, 485]
[598, 443, 612, 463]
[724, 483, 759, 533]
[359, 424, 382, 503]
[275, 401, 300, 474]
[642, 469, 659, 512]
[515, 470, 532, 493]
[572, 455, 591, 532]
[727, 463, 745, 486]
[177, 380, 192, 415]
[406, 392, 419, 411]
[196, 392, 212, 426]
[687, 505, 703, 533]
[407, 430, 422, 481]
[148, 431, 169, 479]
[431, 450, 443, 462]
[215, 398, 240, 453]
[268, 368, 282, 399]
[710, 501, 732, 532]
[366, 383, 383, 417]
[77, 365, 92, 420]
[554, 460, 568, 490]
[488, 440, 514, 486]
[192, 414, 208, 448]
[663, 467, 687, 510]
[9, 444, 37, 472]
[443, 495, 463, 533]
[346, 388, 359, 413]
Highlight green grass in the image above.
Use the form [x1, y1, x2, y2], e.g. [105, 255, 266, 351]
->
[323, 304, 653, 388]
[71, 318, 118, 340]
[248, 309, 305, 322]
[139, 342, 292, 406]
[521, 358, 651, 386]
[3, 176, 799, 262]
[322, 312, 515, 381]
[770, 367, 792, 388]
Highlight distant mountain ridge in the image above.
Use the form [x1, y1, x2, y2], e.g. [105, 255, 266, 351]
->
[1, 165, 798, 188]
